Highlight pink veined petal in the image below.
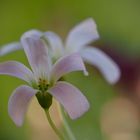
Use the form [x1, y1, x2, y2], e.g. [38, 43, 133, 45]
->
[66, 18, 99, 52]
[48, 81, 89, 119]
[43, 31, 64, 58]
[0, 61, 33, 83]
[0, 42, 22, 56]
[80, 47, 121, 84]
[8, 85, 37, 126]
[21, 32, 51, 78]
[51, 53, 88, 83]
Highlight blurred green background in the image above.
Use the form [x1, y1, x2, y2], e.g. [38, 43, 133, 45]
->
[0, 0, 140, 140]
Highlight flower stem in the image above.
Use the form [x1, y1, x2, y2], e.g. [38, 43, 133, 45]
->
[57, 103, 76, 140]
[44, 109, 65, 140]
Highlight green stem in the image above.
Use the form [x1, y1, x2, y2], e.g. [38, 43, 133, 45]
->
[44, 109, 65, 140]
[57, 103, 76, 140]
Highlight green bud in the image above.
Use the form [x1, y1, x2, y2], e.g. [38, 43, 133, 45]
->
[36, 91, 52, 110]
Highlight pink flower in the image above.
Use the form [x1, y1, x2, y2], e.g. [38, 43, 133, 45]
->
[0, 18, 120, 84]
[44, 18, 120, 84]
[0, 31, 89, 126]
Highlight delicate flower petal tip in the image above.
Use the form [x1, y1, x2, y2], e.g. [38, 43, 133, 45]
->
[21, 35, 51, 78]
[0, 42, 22, 56]
[48, 81, 89, 119]
[66, 18, 99, 52]
[0, 61, 33, 83]
[51, 53, 88, 82]
[21, 29, 43, 39]
[81, 47, 121, 84]
[43, 31, 64, 58]
[8, 85, 37, 126]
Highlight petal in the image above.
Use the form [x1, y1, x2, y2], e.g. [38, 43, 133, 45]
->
[21, 29, 43, 38]
[0, 42, 22, 56]
[0, 61, 33, 83]
[21, 31, 51, 78]
[81, 47, 121, 84]
[43, 31, 64, 58]
[8, 85, 37, 126]
[48, 81, 89, 119]
[66, 18, 99, 51]
[51, 53, 88, 83]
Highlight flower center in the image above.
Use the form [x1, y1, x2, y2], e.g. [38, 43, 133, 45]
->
[36, 78, 52, 110]
[38, 78, 49, 93]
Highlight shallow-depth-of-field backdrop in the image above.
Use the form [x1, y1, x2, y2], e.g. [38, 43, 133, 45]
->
[0, 0, 140, 140]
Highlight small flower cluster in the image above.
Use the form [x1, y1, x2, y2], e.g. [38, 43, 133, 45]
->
[0, 18, 120, 126]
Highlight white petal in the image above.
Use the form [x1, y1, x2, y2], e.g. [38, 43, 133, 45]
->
[66, 18, 99, 52]
[0, 42, 22, 56]
[21, 29, 42, 38]
[81, 47, 121, 84]
[0, 30, 42, 57]
[48, 81, 89, 119]
[8, 85, 37, 126]
[0, 61, 33, 83]
[21, 32, 51, 79]
[51, 53, 88, 83]
[43, 31, 64, 58]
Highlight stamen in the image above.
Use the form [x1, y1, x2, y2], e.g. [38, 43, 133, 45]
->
[38, 78, 49, 92]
